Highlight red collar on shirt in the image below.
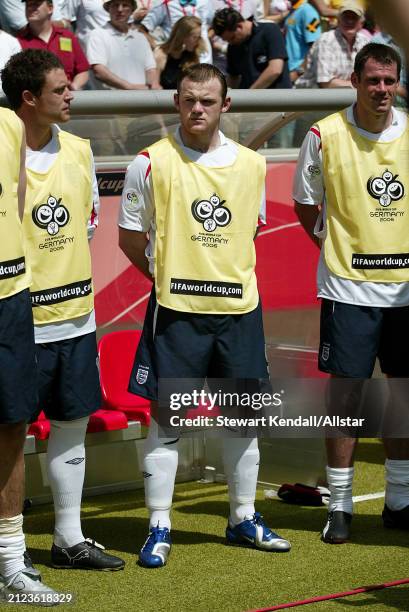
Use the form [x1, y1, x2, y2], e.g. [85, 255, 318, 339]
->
[19, 24, 68, 41]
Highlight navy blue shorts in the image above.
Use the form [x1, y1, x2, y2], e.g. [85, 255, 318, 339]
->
[0, 289, 37, 424]
[34, 331, 101, 421]
[319, 299, 409, 378]
[129, 288, 269, 401]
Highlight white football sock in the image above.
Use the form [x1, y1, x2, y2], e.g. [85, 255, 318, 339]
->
[326, 466, 354, 514]
[385, 459, 409, 511]
[143, 418, 178, 531]
[223, 437, 259, 526]
[0, 515, 25, 579]
[47, 417, 88, 548]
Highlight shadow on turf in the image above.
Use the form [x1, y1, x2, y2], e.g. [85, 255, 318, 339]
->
[354, 440, 387, 466]
[326, 586, 409, 611]
[177, 500, 409, 548]
[25, 515, 226, 564]
[23, 484, 228, 521]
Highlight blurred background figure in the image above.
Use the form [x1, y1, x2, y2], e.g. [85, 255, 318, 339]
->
[18, 0, 89, 90]
[209, 0, 259, 72]
[155, 16, 206, 89]
[0, 28, 21, 91]
[213, 7, 291, 89]
[213, 7, 292, 145]
[211, 0, 259, 18]
[372, 29, 407, 105]
[262, 0, 290, 25]
[132, 0, 155, 24]
[86, 0, 160, 155]
[293, 1, 367, 147]
[309, 0, 338, 18]
[0, 0, 64, 34]
[296, 1, 367, 89]
[87, 0, 159, 90]
[60, 0, 109, 50]
[140, 0, 213, 62]
[370, 0, 409, 73]
[284, 0, 321, 83]
[262, 0, 337, 26]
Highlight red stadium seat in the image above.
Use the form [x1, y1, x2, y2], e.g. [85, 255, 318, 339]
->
[27, 412, 50, 440]
[87, 409, 128, 433]
[27, 409, 129, 441]
[98, 330, 151, 426]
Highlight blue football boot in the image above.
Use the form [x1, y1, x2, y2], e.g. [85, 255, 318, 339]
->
[139, 525, 171, 568]
[226, 512, 291, 552]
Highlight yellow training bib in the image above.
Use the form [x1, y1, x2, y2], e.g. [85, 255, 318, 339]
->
[148, 135, 265, 314]
[318, 110, 409, 282]
[23, 130, 94, 324]
[0, 109, 31, 300]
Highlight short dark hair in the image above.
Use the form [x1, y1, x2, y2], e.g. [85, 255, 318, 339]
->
[212, 8, 244, 37]
[354, 42, 401, 80]
[2, 49, 63, 110]
[176, 63, 228, 101]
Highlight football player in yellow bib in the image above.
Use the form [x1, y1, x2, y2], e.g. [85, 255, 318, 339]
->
[294, 43, 409, 543]
[119, 63, 291, 567]
[2, 49, 124, 572]
[0, 108, 59, 600]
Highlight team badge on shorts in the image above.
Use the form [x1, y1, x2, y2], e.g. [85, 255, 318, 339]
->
[136, 366, 149, 385]
[191, 193, 232, 232]
[321, 343, 330, 362]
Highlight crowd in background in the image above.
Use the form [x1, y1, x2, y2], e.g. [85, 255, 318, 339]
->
[0, 1, 406, 123]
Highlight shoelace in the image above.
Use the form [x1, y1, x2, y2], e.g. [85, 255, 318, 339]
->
[251, 512, 279, 539]
[251, 512, 264, 526]
[146, 527, 169, 548]
[84, 538, 105, 551]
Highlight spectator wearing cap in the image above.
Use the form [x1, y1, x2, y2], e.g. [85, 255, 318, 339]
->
[18, 0, 89, 90]
[284, 0, 321, 83]
[0, 0, 64, 34]
[296, 1, 368, 88]
[212, 7, 291, 89]
[59, 0, 109, 50]
[87, 0, 160, 90]
[140, 0, 213, 63]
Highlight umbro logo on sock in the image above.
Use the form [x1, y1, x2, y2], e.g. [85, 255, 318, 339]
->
[142, 471, 152, 478]
[65, 457, 85, 465]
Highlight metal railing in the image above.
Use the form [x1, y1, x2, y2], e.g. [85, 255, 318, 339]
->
[0, 88, 356, 114]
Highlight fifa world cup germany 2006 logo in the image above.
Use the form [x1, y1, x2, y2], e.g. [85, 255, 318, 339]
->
[367, 170, 405, 208]
[32, 195, 70, 236]
[191, 193, 232, 232]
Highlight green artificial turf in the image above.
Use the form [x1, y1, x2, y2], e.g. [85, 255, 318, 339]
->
[21, 439, 409, 612]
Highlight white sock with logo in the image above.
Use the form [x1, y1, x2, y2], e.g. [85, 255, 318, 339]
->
[0, 515, 25, 579]
[47, 417, 88, 548]
[326, 466, 354, 514]
[385, 459, 409, 511]
[143, 419, 178, 531]
[223, 437, 259, 526]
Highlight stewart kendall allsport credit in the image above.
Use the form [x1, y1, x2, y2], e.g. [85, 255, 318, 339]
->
[1, 0, 409, 610]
